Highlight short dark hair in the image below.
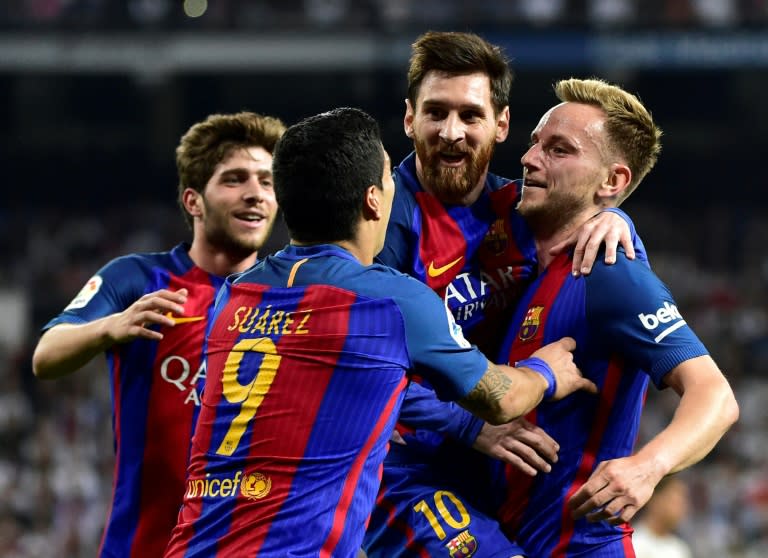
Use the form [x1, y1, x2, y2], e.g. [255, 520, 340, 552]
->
[407, 31, 513, 115]
[175, 112, 286, 227]
[272, 107, 384, 243]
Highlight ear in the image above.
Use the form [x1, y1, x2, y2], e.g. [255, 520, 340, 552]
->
[404, 99, 415, 139]
[182, 187, 203, 219]
[362, 185, 382, 220]
[495, 106, 510, 143]
[598, 163, 632, 200]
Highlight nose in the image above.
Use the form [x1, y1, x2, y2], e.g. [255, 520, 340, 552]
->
[439, 113, 464, 145]
[242, 177, 265, 203]
[520, 143, 539, 170]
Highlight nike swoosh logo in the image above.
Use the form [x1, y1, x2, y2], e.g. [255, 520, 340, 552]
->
[427, 256, 463, 278]
[165, 312, 205, 324]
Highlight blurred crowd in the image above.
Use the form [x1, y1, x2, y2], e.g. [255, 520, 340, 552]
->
[0, 200, 766, 557]
[2, 0, 768, 30]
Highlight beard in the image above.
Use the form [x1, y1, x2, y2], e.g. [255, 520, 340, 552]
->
[202, 198, 274, 259]
[517, 186, 591, 236]
[414, 136, 495, 205]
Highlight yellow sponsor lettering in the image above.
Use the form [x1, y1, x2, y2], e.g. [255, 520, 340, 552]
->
[186, 471, 246, 499]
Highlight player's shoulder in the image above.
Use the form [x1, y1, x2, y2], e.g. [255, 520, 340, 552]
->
[360, 262, 437, 298]
[107, 243, 190, 273]
[587, 248, 652, 281]
[584, 249, 665, 313]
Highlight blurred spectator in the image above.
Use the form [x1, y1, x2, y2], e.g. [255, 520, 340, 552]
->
[632, 476, 693, 558]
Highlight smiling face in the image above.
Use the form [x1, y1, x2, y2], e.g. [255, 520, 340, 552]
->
[517, 102, 613, 234]
[405, 71, 509, 206]
[190, 146, 278, 259]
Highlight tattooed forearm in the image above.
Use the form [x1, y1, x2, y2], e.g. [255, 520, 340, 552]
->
[458, 362, 514, 425]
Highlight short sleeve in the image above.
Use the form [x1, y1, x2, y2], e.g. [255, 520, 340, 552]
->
[391, 275, 489, 401]
[585, 255, 708, 388]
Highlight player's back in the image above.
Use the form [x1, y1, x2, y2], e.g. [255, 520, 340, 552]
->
[167, 244, 422, 557]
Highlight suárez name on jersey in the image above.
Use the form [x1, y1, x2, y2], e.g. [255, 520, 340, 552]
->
[227, 305, 311, 335]
[638, 301, 687, 343]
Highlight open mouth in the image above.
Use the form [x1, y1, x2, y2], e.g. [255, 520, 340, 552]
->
[438, 151, 467, 165]
[234, 213, 266, 226]
[523, 178, 546, 189]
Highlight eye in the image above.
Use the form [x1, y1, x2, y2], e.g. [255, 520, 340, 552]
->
[461, 111, 482, 122]
[424, 106, 444, 119]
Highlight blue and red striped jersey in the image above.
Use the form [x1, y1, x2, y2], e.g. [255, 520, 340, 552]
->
[379, 152, 537, 352]
[164, 243, 489, 558]
[497, 251, 707, 557]
[42, 243, 224, 558]
[377, 152, 538, 457]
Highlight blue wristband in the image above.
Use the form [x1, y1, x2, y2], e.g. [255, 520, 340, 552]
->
[515, 357, 556, 400]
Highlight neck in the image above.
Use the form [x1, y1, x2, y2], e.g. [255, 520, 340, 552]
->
[187, 240, 259, 277]
[531, 210, 596, 273]
[291, 239, 374, 266]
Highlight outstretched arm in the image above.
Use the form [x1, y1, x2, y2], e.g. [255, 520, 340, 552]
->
[33, 288, 188, 379]
[459, 337, 597, 425]
[399, 381, 560, 474]
[568, 355, 738, 524]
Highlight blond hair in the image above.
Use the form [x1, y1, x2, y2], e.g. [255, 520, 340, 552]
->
[555, 78, 662, 202]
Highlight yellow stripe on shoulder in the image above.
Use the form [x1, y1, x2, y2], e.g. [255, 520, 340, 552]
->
[287, 258, 309, 287]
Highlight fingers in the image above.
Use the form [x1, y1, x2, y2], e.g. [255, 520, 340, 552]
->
[548, 233, 575, 257]
[555, 336, 576, 352]
[501, 452, 539, 477]
[578, 377, 599, 395]
[558, 212, 636, 276]
[138, 289, 188, 320]
[619, 228, 636, 260]
[514, 420, 559, 462]
[568, 479, 606, 519]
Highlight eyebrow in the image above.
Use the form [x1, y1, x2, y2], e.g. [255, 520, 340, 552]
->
[421, 99, 485, 112]
[220, 167, 272, 177]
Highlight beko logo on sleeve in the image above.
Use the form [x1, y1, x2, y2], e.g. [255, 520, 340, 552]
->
[638, 301, 686, 343]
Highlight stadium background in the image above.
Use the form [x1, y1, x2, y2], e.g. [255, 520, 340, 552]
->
[1, 1, 767, 556]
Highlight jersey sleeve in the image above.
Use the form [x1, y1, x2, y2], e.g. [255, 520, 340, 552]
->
[42, 255, 150, 331]
[392, 275, 489, 402]
[585, 254, 708, 389]
[397, 381, 485, 447]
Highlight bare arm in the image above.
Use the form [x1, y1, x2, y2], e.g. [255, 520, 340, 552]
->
[32, 288, 188, 380]
[458, 337, 597, 425]
[568, 355, 738, 524]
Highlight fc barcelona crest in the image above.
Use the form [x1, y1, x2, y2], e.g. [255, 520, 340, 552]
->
[483, 218, 508, 255]
[445, 529, 477, 557]
[519, 305, 544, 341]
